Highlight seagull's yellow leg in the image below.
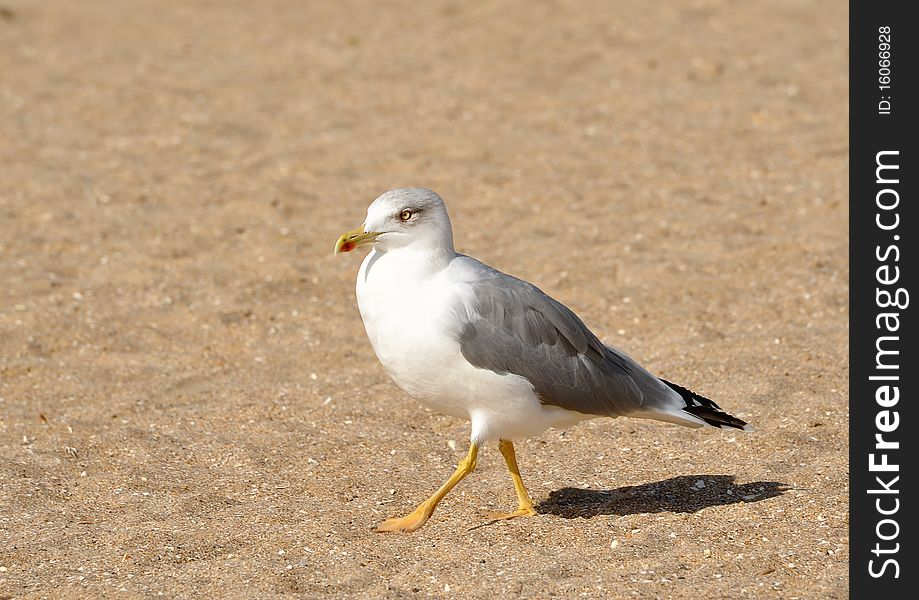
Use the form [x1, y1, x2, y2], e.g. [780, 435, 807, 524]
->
[374, 442, 479, 533]
[486, 439, 538, 521]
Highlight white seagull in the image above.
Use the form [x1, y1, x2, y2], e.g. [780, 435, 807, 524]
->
[335, 188, 749, 533]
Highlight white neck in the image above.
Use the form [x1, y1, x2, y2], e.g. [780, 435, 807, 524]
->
[368, 244, 456, 279]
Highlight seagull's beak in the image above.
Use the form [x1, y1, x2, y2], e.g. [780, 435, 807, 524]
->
[334, 225, 381, 255]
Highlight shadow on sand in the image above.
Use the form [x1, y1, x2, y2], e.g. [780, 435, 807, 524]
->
[536, 475, 789, 519]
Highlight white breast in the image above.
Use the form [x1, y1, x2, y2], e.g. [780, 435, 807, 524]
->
[356, 248, 471, 417]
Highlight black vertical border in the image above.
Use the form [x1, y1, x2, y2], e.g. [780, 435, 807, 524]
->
[850, 1, 916, 596]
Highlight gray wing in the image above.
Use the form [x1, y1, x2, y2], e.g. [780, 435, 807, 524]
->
[458, 269, 673, 418]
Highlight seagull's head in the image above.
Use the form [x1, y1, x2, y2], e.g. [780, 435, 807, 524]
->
[334, 188, 455, 255]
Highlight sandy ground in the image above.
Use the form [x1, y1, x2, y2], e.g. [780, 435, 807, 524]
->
[0, 0, 848, 598]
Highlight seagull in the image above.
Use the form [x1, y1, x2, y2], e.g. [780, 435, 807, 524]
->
[334, 188, 749, 533]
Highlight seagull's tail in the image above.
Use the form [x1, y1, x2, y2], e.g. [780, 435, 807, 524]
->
[660, 379, 752, 431]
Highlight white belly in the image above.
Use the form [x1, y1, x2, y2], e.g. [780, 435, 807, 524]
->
[355, 249, 594, 441]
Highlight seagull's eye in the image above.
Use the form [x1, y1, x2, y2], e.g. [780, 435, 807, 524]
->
[399, 209, 413, 222]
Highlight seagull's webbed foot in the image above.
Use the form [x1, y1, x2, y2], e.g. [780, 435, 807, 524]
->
[374, 503, 434, 533]
[373, 442, 479, 534]
[489, 439, 539, 522]
[483, 505, 538, 522]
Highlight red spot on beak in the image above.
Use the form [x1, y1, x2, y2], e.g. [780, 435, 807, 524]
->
[339, 241, 354, 253]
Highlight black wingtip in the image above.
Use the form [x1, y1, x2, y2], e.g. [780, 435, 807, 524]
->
[660, 378, 749, 431]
